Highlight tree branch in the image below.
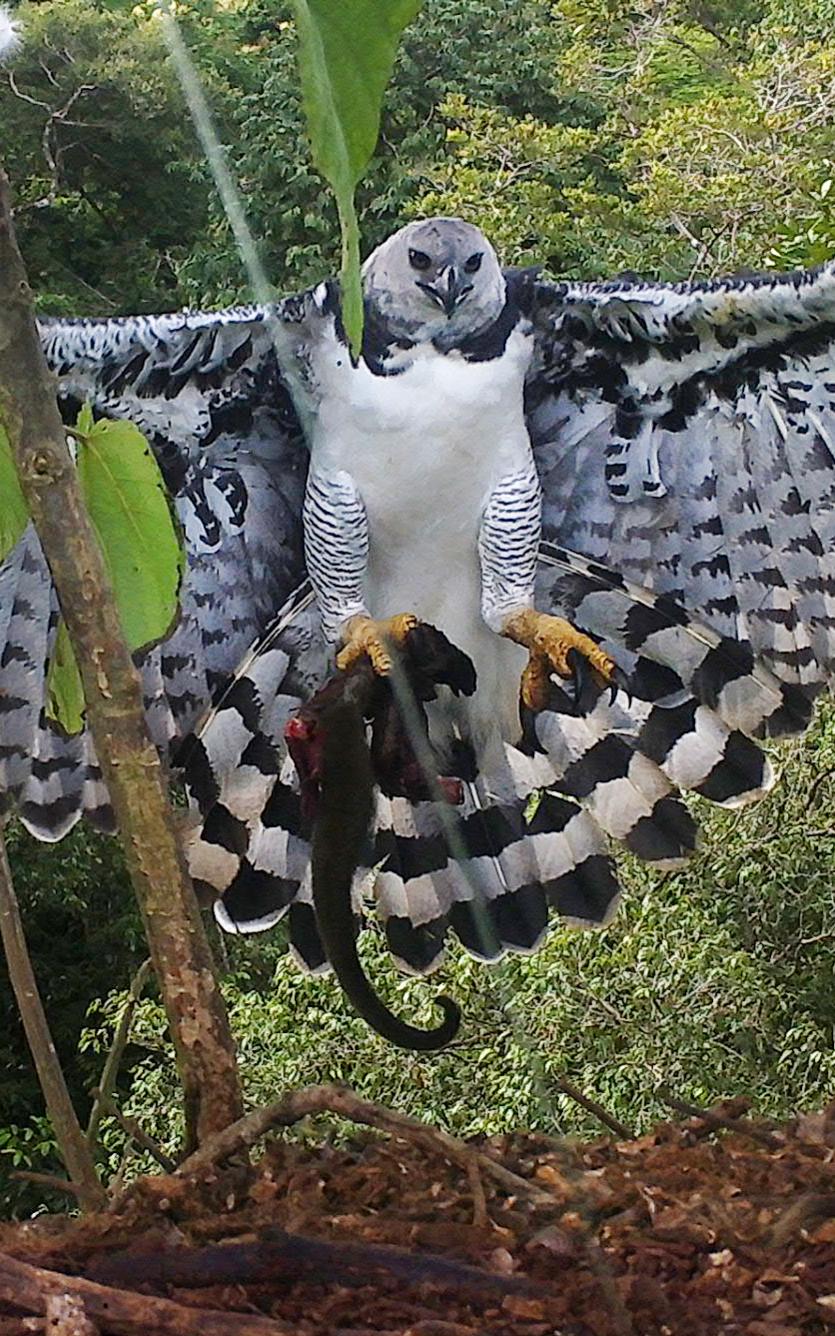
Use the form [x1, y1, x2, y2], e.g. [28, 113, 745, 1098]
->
[170, 1082, 558, 1208]
[86, 958, 152, 1146]
[0, 166, 242, 1147]
[0, 827, 105, 1212]
[0, 1251, 293, 1336]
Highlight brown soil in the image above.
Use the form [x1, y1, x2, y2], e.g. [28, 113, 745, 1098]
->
[2, 1097, 835, 1335]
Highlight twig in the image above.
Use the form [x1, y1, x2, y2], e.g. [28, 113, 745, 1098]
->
[86, 958, 152, 1145]
[0, 1249, 293, 1335]
[554, 1075, 633, 1140]
[657, 1088, 783, 1150]
[806, 766, 835, 811]
[9, 1171, 88, 1200]
[169, 1083, 558, 1208]
[91, 1089, 177, 1173]
[0, 167, 243, 1148]
[466, 1155, 488, 1228]
[0, 827, 105, 1212]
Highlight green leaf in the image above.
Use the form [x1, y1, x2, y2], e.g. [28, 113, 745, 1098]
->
[0, 421, 30, 562]
[76, 416, 183, 652]
[291, 0, 423, 354]
[46, 621, 85, 738]
[46, 411, 184, 734]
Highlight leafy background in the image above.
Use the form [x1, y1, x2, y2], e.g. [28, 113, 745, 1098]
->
[1, 0, 835, 1214]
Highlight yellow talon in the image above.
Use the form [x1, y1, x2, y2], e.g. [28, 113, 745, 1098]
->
[504, 608, 615, 712]
[336, 613, 419, 676]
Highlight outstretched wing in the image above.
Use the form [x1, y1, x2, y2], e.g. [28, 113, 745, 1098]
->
[523, 264, 835, 860]
[1, 304, 312, 840]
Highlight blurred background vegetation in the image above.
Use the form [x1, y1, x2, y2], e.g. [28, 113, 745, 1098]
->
[1, 0, 835, 1216]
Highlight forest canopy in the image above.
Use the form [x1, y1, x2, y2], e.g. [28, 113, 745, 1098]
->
[3, 0, 834, 318]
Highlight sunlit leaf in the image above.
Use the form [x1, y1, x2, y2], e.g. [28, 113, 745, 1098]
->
[46, 411, 184, 733]
[0, 421, 30, 563]
[291, 0, 423, 355]
[76, 415, 183, 653]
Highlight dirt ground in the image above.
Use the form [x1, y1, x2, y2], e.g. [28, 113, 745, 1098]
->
[2, 1094, 835, 1335]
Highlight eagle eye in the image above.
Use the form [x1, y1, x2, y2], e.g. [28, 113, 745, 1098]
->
[409, 248, 432, 271]
[464, 252, 483, 273]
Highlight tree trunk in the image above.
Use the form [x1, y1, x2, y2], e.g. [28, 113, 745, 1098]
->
[0, 166, 243, 1147]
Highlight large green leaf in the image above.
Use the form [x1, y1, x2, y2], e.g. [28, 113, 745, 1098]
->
[0, 420, 30, 562]
[292, 0, 423, 355]
[47, 409, 184, 733]
[76, 413, 184, 651]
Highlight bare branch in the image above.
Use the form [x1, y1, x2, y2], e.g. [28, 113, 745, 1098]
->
[86, 958, 152, 1146]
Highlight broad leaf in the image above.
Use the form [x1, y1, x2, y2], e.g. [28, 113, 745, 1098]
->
[292, 0, 423, 354]
[46, 620, 85, 738]
[76, 416, 183, 652]
[0, 420, 30, 562]
[46, 411, 184, 733]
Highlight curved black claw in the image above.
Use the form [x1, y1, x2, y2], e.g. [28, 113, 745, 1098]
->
[402, 621, 477, 698]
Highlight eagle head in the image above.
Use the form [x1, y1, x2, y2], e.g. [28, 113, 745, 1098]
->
[362, 217, 506, 344]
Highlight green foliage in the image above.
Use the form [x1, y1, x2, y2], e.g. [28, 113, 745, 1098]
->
[45, 622, 86, 739]
[291, 0, 423, 352]
[415, 1, 835, 279]
[73, 407, 183, 654]
[0, 423, 29, 562]
[0, 821, 143, 1215]
[0, 0, 222, 313]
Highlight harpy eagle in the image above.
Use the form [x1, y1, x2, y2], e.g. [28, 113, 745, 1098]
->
[4, 217, 835, 976]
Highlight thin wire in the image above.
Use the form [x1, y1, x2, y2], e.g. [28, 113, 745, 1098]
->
[155, 1, 272, 305]
[155, 0, 574, 1138]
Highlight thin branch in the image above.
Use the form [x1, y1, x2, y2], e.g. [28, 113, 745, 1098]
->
[86, 958, 152, 1145]
[553, 1075, 633, 1141]
[9, 1171, 88, 1200]
[657, 1087, 783, 1150]
[0, 166, 243, 1148]
[0, 827, 105, 1212]
[88, 1230, 542, 1302]
[169, 1083, 559, 1209]
[91, 1089, 177, 1173]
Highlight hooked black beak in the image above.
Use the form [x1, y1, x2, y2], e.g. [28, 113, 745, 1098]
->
[416, 266, 473, 317]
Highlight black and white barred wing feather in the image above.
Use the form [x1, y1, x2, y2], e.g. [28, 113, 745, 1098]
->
[524, 264, 835, 861]
[1, 305, 310, 839]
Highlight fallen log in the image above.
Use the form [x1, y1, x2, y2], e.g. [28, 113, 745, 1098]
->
[0, 1250, 293, 1336]
[87, 1227, 541, 1303]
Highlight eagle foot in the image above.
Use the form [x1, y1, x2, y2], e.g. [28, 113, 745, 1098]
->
[336, 613, 419, 676]
[504, 608, 615, 712]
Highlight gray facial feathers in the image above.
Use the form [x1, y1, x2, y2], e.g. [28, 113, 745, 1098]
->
[362, 218, 506, 344]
